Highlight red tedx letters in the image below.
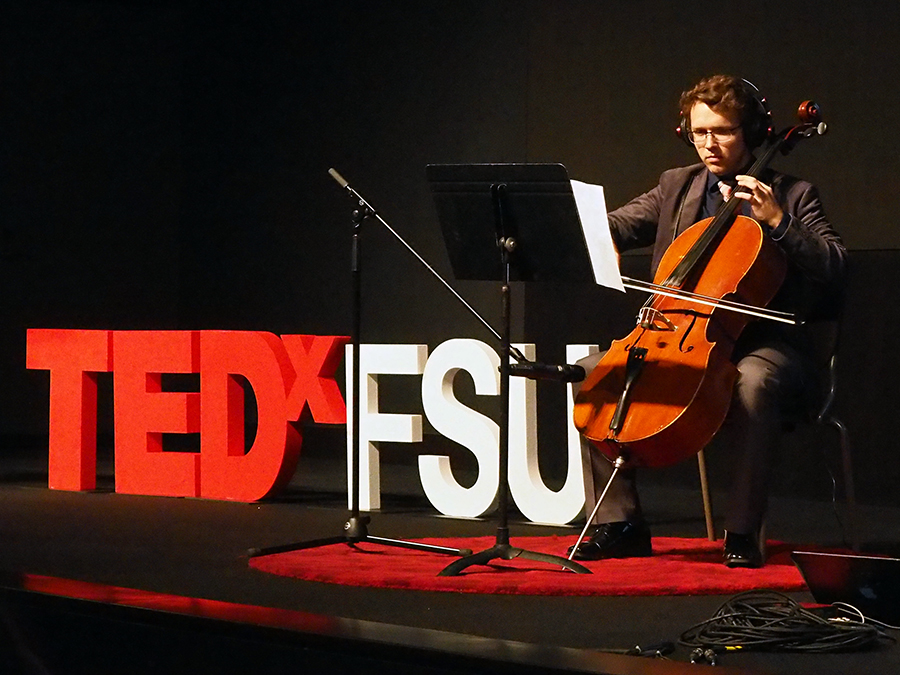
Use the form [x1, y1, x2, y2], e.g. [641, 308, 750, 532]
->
[26, 329, 349, 501]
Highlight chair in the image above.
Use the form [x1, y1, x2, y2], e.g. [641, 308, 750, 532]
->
[698, 320, 859, 551]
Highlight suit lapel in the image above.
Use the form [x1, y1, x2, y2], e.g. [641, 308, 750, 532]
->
[675, 169, 707, 236]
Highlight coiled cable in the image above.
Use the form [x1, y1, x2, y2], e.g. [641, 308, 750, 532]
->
[680, 590, 894, 654]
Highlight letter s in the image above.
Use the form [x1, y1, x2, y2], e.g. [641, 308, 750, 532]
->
[419, 339, 499, 518]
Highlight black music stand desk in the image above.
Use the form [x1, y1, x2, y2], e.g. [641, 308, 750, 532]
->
[426, 162, 595, 576]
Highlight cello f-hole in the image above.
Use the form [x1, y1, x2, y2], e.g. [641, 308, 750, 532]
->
[678, 313, 698, 353]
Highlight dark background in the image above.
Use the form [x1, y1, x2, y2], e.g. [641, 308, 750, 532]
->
[2, 1, 897, 508]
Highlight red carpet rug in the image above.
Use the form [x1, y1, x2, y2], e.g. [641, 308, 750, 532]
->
[248, 535, 812, 596]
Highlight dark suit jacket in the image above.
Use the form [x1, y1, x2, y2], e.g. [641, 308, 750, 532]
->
[607, 162, 848, 356]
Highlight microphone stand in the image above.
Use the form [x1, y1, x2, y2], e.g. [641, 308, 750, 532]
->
[247, 171, 472, 559]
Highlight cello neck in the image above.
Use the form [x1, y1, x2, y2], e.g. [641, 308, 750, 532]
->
[663, 135, 786, 289]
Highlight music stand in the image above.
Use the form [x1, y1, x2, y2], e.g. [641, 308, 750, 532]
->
[426, 163, 594, 576]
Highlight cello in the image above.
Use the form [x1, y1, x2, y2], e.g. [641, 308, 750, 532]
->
[573, 101, 827, 470]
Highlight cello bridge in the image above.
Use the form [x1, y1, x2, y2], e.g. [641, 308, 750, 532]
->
[637, 307, 676, 332]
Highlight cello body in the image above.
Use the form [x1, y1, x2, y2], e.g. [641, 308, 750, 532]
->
[573, 213, 786, 468]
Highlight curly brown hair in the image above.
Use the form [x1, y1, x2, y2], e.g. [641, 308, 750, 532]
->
[679, 75, 770, 146]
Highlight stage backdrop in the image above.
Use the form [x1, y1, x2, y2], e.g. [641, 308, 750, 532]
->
[2, 0, 898, 506]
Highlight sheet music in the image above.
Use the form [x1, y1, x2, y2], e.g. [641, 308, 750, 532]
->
[570, 180, 625, 292]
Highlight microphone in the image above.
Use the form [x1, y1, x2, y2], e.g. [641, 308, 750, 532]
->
[508, 361, 586, 383]
[328, 167, 349, 189]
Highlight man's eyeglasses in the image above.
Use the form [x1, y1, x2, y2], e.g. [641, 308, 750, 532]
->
[688, 125, 741, 145]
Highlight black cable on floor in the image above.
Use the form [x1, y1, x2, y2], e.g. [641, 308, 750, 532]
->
[679, 590, 894, 655]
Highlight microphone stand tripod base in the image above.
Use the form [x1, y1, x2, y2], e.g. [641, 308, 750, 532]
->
[247, 515, 472, 559]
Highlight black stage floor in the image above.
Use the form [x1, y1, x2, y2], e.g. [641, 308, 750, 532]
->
[1, 449, 898, 675]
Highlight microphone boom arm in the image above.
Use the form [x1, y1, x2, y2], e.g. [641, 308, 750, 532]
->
[328, 168, 531, 363]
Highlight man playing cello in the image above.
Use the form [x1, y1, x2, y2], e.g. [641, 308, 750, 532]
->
[569, 74, 847, 568]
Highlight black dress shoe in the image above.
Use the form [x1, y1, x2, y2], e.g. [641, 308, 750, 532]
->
[723, 530, 763, 568]
[568, 521, 652, 561]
